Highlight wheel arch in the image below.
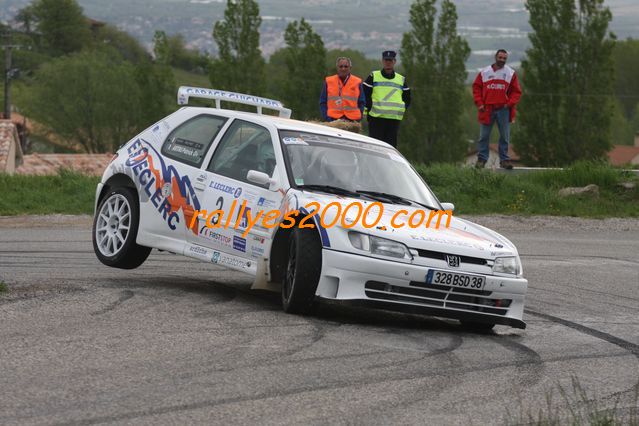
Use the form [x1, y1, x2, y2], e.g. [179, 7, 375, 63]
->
[97, 174, 138, 208]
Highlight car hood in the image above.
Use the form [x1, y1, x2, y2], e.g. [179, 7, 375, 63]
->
[290, 190, 518, 260]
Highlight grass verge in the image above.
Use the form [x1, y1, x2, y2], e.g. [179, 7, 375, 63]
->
[0, 162, 637, 217]
[0, 281, 7, 293]
[416, 161, 639, 217]
[0, 169, 100, 215]
[506, 377, 639, 425]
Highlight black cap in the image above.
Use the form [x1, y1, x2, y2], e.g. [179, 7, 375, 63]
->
[382, 50, 396, 59]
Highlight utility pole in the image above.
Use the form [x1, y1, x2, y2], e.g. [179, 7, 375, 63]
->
[4, 44, 12, 120]
[2, 32, 21, 121]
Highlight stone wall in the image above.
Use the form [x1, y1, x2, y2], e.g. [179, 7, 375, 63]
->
[0, 121, 24, 174]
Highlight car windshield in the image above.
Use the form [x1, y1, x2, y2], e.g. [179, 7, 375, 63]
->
[280, 130, 440, 208]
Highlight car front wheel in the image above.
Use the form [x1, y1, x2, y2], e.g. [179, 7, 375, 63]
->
[281, 227, 322, 314]
[92, 187, 151, 269]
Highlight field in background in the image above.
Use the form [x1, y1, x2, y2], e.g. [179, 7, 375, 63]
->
[1, 163, 637, 217]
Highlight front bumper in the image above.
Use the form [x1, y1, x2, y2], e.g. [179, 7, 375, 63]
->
[317, 249, 528, 329]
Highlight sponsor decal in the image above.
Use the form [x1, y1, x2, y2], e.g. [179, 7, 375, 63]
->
[184, 88, 283, 108]
[409, 235, 484, 250]
[150, 121, 171, 143]
[209, 181, 243, 198]
[125, 139, 201, 233]
[257, 197, 278, 209]
[233, 235, 247, 252]
[168, 144, 200, 160]
[237, 207, 251, 229]
[282, 137, 309, 145]
[173, 138, 203, 150]
[211, 250, 253, 270]
[187, 245, 211, 260]
[161, 182, 172, 197]
[250, 245, 265, 258]
[487, 83, 506, 90]
[199, 226, 232, 247]
[242, 190, 257, 202]
[249, 235, 266, 258]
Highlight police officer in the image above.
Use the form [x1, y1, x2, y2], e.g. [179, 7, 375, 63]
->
[363, 50, 411, 147]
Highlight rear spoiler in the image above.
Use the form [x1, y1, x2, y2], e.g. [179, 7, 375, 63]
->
[177, 86, 292, 118]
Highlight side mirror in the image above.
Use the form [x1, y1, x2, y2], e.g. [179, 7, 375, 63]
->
[247, 170, 278, 190]
[440, 202, 455, 212]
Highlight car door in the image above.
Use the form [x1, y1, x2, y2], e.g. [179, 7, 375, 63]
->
[188, 119, 285, 266]
[134, 112, 229, 252]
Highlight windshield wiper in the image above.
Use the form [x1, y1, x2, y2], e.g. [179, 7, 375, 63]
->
[355, 190, 436, 210]
[297, 184, 362, 198]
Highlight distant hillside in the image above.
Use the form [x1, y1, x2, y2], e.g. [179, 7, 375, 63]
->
[2, 0, 638, 71]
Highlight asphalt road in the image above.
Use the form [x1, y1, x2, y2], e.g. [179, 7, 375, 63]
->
[1, 215, 638, 425]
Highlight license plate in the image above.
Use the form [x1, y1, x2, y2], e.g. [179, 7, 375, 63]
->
[425, 270, 486, 290]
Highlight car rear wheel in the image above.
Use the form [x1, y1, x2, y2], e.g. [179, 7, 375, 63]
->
[281, 227, 322, 314]
[93, 187, 151, 269]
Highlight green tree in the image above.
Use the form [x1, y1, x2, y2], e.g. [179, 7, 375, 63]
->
[93, 24, 150, 64]
[134, 60, 176, 127]
[22, 49, 142, 153]
[514, 0, 615, 165]
[28, 0, 91, 55]
[612, 38, 639, 121]
[209, 0, 265, 95]
[325, 49, 377, 83]
[277, 18, 326, 120]
[154, 30, 208, 72]
[153, 30, 171, 65]
[400, 0, 470, 164]
[15, 5, 36, 34]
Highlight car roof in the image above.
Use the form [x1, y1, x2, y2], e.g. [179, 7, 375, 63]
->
[179, 106, 394, 150]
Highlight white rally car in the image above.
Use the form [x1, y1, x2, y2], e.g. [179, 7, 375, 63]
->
[93, 87, 527, 330]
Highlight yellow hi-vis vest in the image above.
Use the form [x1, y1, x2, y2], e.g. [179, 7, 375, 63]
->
[369, 70, 406, 120]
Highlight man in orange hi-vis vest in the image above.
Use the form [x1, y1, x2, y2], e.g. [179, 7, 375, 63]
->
[320, 57, 366, 122]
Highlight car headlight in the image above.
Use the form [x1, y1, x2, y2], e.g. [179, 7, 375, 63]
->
[348, 231, 412, 260]
[492, 256, 522, 275]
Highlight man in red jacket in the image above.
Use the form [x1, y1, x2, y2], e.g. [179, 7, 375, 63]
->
[472, 49, 522, 169]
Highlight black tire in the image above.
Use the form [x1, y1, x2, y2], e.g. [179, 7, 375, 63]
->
[281, 227, 322, 314]
[92, 187, 151, 269]
[460, 321, 496, 332]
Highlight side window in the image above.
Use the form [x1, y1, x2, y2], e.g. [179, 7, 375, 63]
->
[162, 114, 227, 167]
[207, 120, 276, 185]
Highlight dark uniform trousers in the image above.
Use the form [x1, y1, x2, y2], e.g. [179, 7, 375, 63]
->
[367, 116, 401, 148]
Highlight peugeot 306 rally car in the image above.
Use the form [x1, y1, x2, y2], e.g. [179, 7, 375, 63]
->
[92, 86, 527, 330]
